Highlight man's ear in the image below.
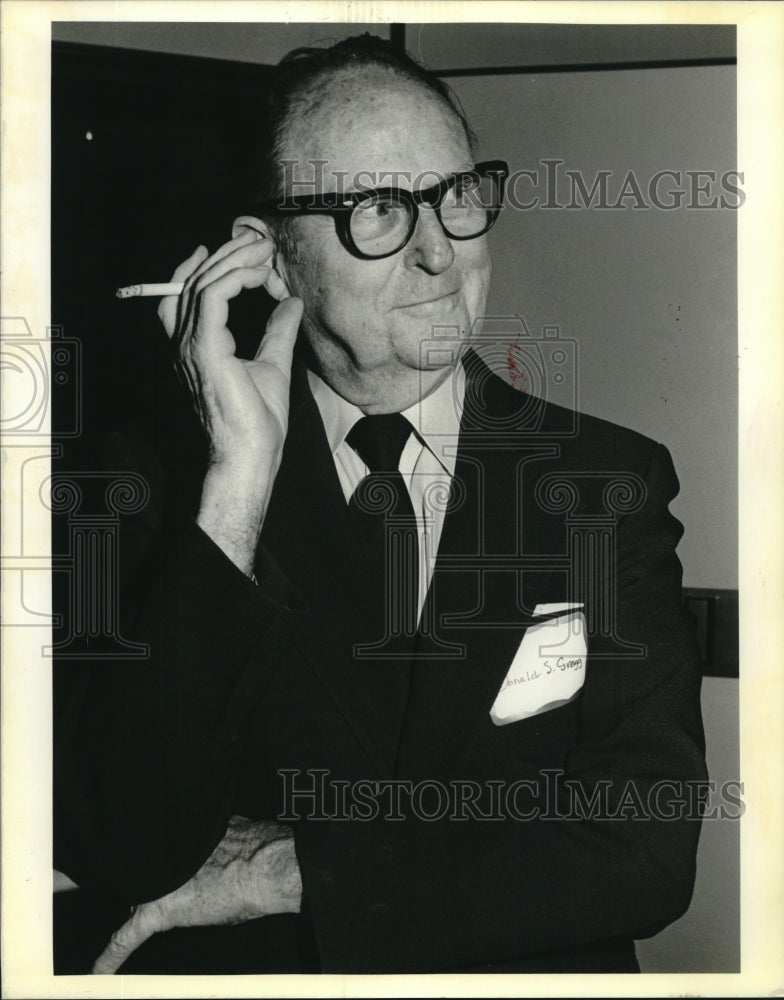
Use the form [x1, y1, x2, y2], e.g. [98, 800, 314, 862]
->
[232, 215, 291, 299]
[232, 215, 272, 242]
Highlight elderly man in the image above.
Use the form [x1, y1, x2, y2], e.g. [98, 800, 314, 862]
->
[55, 34, 706, 975]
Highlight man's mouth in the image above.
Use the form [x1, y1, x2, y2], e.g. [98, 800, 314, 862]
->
[396, 290, 461, 312]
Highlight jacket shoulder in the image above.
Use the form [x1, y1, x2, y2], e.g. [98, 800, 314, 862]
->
[467, 355, 666, 472]
[540, 397, 664, 467]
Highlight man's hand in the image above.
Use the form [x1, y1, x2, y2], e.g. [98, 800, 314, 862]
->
[158, 231, 303, 574]
[92, 816, 302, 975]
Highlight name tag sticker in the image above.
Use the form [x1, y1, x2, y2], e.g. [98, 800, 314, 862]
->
[490, 610, 588, 726]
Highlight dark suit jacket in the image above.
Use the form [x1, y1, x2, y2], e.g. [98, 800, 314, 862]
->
[54, 350, 707, 974]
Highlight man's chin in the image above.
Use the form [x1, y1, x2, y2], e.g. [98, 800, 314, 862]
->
[397, 315, 473, 371]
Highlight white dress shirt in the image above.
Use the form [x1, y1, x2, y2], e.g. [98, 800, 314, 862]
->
[307, 366, 465, 621]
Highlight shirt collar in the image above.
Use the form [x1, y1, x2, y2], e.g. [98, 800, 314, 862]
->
[307, 368, 363, 457]
[307, 364, 465, 477]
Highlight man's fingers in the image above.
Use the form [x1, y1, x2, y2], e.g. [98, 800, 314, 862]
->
[178, 241, 275, 351]
[159, 234, 283, 341]
[187, 235, 274, 298]
[91, 908, 154, 975]
[254, 296, 304, 371]
[158, 245, 208, 337]
[185, 230, 272, 298]
[91, 938, 132, 975]
[170, 245, 210, 284]
[191, 266, 277, 355]
[197, 226, 262, 272]
[159, 234, 271, 338]
[264, 267, 290, 302]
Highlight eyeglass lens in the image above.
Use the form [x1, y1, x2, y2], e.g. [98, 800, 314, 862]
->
[348, 172, 500, 258]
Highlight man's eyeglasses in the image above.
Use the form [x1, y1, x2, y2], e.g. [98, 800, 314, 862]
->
[254, 160, 509, 261]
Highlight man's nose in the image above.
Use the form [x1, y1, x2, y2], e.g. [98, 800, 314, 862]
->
[403, 206, 455, 274]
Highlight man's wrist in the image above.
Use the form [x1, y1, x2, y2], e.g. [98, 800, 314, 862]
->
[197, 462, 271, 575]
[262, 835, 303, 914]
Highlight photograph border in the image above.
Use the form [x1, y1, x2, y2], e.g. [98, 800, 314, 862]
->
[2, 1, 782, 996]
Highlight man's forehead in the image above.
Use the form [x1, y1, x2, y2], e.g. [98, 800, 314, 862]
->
[279, 68, 472, 191]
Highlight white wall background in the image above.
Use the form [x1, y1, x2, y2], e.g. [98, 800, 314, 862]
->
[451, 66, 737, 592]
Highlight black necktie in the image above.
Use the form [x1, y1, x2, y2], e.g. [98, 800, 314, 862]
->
[347, 413, 419, 655]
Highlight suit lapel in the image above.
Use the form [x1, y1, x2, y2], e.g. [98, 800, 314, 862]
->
[396, 354, 567, 778]
[260, 360, 410, 776]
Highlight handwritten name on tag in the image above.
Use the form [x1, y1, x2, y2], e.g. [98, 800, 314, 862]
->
[490, 610, 587, 726]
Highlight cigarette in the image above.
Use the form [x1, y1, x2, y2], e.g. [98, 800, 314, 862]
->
[116, 282, 184, 299]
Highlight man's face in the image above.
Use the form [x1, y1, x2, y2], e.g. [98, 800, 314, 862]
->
[275, 71, 492, 407]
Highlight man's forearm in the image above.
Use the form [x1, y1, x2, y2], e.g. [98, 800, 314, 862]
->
[197, 460, 272, 576]
[55, 515, 293, 903]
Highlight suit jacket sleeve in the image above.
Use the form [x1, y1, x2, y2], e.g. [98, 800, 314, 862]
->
[53, 429, 299, 903]
[292, 441, 708, 972]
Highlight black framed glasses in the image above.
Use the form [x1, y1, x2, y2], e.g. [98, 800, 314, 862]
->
[254, 160, 508, 260]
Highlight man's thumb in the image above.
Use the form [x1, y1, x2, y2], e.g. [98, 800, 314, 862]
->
[254, 296, 303, 371]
